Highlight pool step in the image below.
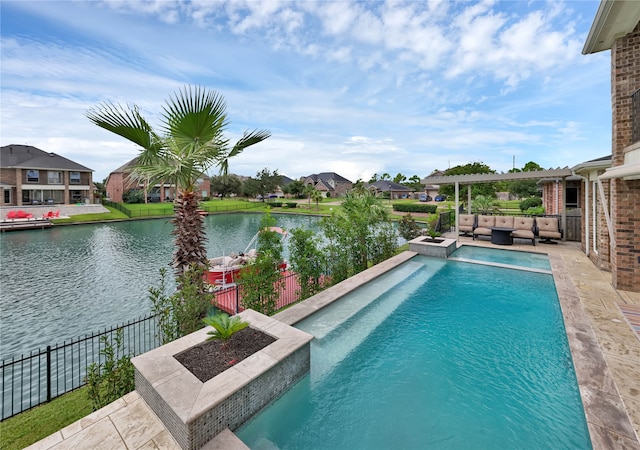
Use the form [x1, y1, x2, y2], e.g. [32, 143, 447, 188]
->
[299, 258, 447, 384]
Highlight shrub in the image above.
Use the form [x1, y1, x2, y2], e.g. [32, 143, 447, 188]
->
[149, 265, 210, 345]
[123, 189, 144, 204]
[472, 195, 500, 214]
[271, 201, 283, 207]
[289, 228, 327, 300]
[286, 202, 297, 208]
[392, 203, 437, 214]
[84, 330, 135, 411]
[519, 197, 542, 211]
[524, 206, 545, 216]
[398, 213, 422, 240]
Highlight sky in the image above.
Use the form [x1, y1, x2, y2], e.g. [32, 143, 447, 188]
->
[1, 0, 611, 184]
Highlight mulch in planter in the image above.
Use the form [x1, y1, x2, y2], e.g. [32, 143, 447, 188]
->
[174, 327, 276, 383]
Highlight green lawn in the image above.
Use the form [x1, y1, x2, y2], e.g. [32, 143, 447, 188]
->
[0, 388, 92, 450]
[51, 205, 129, 223]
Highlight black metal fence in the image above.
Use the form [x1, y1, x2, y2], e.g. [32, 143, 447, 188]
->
[103, 200, 264, 218]
[0, 314, 161, 421]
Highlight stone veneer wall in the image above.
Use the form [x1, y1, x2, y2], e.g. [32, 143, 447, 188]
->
[610, 22, 640, 291]
[133, 310, 313, 450]
[135, 345, 310, 450]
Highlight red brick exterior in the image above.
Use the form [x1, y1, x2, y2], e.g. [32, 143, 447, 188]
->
[609, 23, 640, 291]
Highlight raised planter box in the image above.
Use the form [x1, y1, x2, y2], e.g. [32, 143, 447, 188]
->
[132, 309, 313, 450]
[408, 236, 457, 258]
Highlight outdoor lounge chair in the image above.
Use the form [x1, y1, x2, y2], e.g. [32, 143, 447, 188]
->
[458, 214, 476, 236]
[473, 215, 495, 240]
[512, 217, 536, 246]
[536, 217, 562, 244]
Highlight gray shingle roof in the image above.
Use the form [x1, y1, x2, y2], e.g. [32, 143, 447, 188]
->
[1, 145, 93, 172]
[366, 180, 413, 191]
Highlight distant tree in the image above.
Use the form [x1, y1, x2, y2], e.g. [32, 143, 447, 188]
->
[210, 174, 242, 198]
[506, 161, 543, 199]
[352, 179, 366, 193]
[393, 173, 407, 184]
[311, 189, 324, 210]
[406, 175, 424, 192]
[242, 177, 261, 198]
[94, 179, 107, 199]
[283, 179, 305, 198]
[303, 184, 316, 208]
[440, 162, 496, 199]
[243, 168, 280, 200]
[380, 173, 391, 180]
[368, 173, 379, 183]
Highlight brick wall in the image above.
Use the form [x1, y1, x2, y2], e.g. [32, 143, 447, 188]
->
[106, 173, 126, 203]
[610, 22, 640, 291]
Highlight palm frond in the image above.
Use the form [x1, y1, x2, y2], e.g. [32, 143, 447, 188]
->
[86, 103, 159, 151]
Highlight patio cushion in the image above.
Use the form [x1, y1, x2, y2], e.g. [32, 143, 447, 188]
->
[537, 218, 562, 239]
[459, 214, 475, 233]
[473, 215, 495, 237]
[494, 216, 514, 228]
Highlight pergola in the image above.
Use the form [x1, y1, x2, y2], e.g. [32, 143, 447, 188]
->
[421, 168, 574, 241]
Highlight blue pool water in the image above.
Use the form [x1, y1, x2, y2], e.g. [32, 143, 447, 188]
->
[237, 254, 591, 449]
[450, 245, 552, 271]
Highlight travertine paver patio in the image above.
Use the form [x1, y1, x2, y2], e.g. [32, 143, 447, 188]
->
[26, 238, 640, 449]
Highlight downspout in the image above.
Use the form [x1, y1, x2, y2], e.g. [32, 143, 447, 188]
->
[573, 173, 589, 256]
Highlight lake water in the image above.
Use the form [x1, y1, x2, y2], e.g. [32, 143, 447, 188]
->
[0, 213, 321, 359]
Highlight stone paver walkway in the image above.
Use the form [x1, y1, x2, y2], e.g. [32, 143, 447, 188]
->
[25, 237, 640, 449]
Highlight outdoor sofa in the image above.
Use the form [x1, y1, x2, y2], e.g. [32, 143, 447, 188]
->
[465, 214, 559, 246]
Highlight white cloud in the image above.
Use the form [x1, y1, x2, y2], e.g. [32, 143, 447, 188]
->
[0, 0, 611, 182]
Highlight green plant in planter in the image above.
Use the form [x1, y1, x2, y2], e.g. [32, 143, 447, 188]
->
[203, 313, 249, 350]
[426, 214, 441, 241]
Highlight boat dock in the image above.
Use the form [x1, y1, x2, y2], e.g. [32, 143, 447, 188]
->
[0, 218, 52, 232]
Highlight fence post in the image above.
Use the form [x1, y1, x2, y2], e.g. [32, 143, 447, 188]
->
[46, 346, 52, 402]
[235, 286, 239, 314]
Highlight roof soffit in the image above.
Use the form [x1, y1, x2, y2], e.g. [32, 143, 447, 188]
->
[583, 0, 640, 54]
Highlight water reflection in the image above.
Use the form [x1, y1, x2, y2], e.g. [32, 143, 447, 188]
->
[0, 214, 321, 359]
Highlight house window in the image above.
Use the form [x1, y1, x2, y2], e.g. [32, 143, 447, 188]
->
[27, 170, 39, 183]
[565, 187, 578, 210]
[4, 190, 10, 204]
[70, 172, 81, 184]
[48, 171, 63, 184]
[70, 190, 83, 203]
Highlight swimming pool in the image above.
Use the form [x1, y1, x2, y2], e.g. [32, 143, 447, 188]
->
[237, 250, 591, 449]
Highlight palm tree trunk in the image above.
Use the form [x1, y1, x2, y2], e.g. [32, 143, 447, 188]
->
[172, 191, 208, 277]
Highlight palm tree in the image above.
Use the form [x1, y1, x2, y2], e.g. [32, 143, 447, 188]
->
[311, 189, 324, 210]
[87, 85, 270, 276]
[303, 184, 316, 208]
